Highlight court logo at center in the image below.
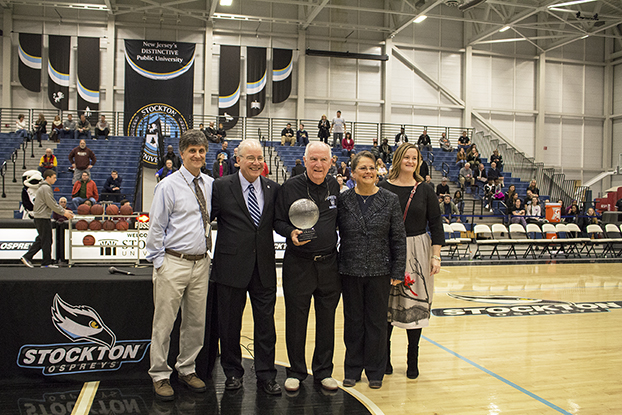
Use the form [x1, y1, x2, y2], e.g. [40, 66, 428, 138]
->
[432, 294, 622, 317]
[17, 294, 150, 376]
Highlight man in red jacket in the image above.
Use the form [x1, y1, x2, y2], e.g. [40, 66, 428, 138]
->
[70, 171, 99, 210]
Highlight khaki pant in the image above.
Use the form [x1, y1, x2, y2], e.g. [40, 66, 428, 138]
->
[281, 135, 296, 146]
[459, 176, 475, 187]
[149, 253, 210, 381]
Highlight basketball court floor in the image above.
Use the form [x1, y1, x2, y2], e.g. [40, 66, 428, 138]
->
[1, 262, 621, 414]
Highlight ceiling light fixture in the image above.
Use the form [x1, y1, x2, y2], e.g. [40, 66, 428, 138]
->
[547, 0, 596, 8]
[413, 15, 427, 23]
[220, 0, 233, 6]
[499, 26, 510, 32]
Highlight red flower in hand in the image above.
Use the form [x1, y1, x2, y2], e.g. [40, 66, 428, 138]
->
[403, 273, 418, 296]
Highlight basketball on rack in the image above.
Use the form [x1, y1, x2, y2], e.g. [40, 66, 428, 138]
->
[82, 235, 95, 246]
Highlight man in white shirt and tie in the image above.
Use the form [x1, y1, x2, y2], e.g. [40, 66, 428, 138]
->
[146, 129, 214, 401]
[210, 139, 282, 395]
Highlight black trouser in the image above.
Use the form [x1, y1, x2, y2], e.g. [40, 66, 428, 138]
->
[24, 218, 53, 265]
[96, 127, 109, 138]
[217, 264, 277, 383]
[342, 274, 391, 381]
[282, 251, 341, 381]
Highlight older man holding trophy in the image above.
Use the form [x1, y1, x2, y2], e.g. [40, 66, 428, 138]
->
[274, 142, 341, 393]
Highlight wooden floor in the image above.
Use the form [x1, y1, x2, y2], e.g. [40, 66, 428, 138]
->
[250, 262, 622, 415]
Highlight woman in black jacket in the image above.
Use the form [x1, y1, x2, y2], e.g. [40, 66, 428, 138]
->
[35, 113, 47, 147]
[317, 114, 331, 144]
[337, 150, 406, 390]
[212, 152, 229, 179]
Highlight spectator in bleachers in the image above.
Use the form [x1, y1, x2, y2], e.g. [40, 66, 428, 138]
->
[565, 204, 580, 224]
[487, 161, 503, 187]
[490, 149, 503, 171]
[440, 195, 461, 224]
[342, 132, 355, 156]
[380, 138, 393, 163]
[510, 199, 527, 228]
[228, 147, 240, 175]
[565, 200, 580, 215]
[296, 123, 309, 147]
[68, 139, 96, 184]
[458, 131, 471, 151]
[52, 197, 69, 223]
[38, 148, 57, 174]
[439, 132, 452, 152]
[370, 139, 381, 160]
[417, 129, 432, 153]
[216, 122, 227, 142]
[467, 149, 481, 170]
[526, 197, 542, 223]
[96, 115, 110, 140]
[291, 159, 305, 177]
[455, 147, 467, 167]
[281, 123, 295, 146]
[336, 174, 347, 193]
[62, 114, 76, 140]
[395, 127, 408, 147]
[527, 180, 540, 196]
[156, 159, 177, 181]
[475, 163, 487, 186]
[212, 152, 229, 179]
[34, 113, 47, 147]
[578, 207, 600, 232]
[261, 160, 270, 177]
[345, 175, 355, 189]
[424, 175, 434, 191]
[523, 189, 535, 207]
[436, 177, 449, 196]
[616, 198, 622, 211]
[459, 162, 475, 191]
[317, 114, 331, 144]
[218, 140, 232, 161]
[505, 184, 516, 207]
[376, 158, 388, 179]
[103, 170, 122, 202]
[76, 114, 92, 140]
[163, 145, 182, 169]
[205, 121, 219, 143]
[71, 171, 99, 210]
[338, 161, 351, 182]
[328, 155, 338, 177]
[331, 110, 346, 148]
[49, 115, 62, 143]
[15, 114, 29, 139]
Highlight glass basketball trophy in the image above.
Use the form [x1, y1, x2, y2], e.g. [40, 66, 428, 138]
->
[289, 198, 320, 241]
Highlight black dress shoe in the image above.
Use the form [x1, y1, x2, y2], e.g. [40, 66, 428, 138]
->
[224, 376, 243, 390]
[258, 379, 282, 395]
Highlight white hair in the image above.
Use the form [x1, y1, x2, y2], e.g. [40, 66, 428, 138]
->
[304, 142, 331, 159]
[237, 139, 262, 157]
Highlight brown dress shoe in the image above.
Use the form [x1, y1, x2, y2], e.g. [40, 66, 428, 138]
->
[153, 379, 174, 401]
[179, 373, 206, 392]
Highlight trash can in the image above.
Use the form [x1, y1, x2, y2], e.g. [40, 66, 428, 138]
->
[545, 203, 562, 223]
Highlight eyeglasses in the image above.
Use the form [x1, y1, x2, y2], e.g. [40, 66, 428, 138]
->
[244, 156, 264, 163]
[356, 166, 376, 172]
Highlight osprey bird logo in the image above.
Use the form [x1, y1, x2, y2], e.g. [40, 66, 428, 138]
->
[51, 294, 116, 349]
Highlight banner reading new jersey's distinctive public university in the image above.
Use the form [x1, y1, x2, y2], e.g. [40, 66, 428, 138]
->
[124, 40, 195, 167]
[246, 47, 266, 118]
[18, 33, 42, 93]
[77, 37, 100, 115]
[48, 35, 71, 110]
[219, 45, 240, 130]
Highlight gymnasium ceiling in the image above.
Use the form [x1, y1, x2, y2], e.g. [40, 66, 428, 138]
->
[3, 0, 622, 55]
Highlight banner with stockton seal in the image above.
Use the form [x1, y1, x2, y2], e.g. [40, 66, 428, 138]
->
[48, 35, 71, 110]
[218, 45, 240, 130]
[123, 40, 195, 146]
[18, 33, 42, 93]
[246, 47, 267, 118]
[272, 48, 293, 104]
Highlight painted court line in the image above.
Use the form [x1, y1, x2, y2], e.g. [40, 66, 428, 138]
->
[71, 381, 99, 415]
[423, 336, 572, 415]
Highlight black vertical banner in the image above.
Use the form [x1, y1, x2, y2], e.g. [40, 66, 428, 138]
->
[246, 47, 266, 118]
[77, 37, 100, 116]
[218, 45, 240, 130]
[18, 33, 42, 93]
[272, 48, 292, 104]
[124, 39, 195, 165]
[48, 35, 71, 110]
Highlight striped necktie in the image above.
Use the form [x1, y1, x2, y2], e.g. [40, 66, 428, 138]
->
[193, 177, 212, 252]
[247, 183, 261, 226]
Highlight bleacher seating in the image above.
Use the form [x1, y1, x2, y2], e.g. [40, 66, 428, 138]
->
[0, 133, 24, 167]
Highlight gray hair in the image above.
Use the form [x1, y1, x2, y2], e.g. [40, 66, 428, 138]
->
[179, 129, 209, 153]
[304, 142, 331, 159]
[237, 139, 262, 157]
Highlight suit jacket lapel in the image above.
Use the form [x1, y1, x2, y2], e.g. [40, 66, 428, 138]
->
[364, 190, 386, 219]
[344, 191, 367, 232]
[230, 174, 255, 225]
[258, 176, 272, 227]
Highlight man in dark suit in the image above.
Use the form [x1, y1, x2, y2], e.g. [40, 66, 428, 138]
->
[210, 139, 281, 395]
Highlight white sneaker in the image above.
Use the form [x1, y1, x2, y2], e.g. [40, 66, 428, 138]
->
[21, 257, 34, 268]
[320, 377, 338, 391]
[41, 264, 59, 268]
[284, 377, 300, 392]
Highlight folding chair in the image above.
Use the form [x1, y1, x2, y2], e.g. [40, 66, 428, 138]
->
[586, 224, 607, 258]
[443, 223, 461, 259]
[539, 223, 560, 258]
[450, 222, 472, 259]
[565, 223, 592, 257]
[491, 223, 516, 259]
[508, 223, 534, 259]
[554, 223, 581, 258]
[603, 224, 622, 257]
[473, 224, 500, 260]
